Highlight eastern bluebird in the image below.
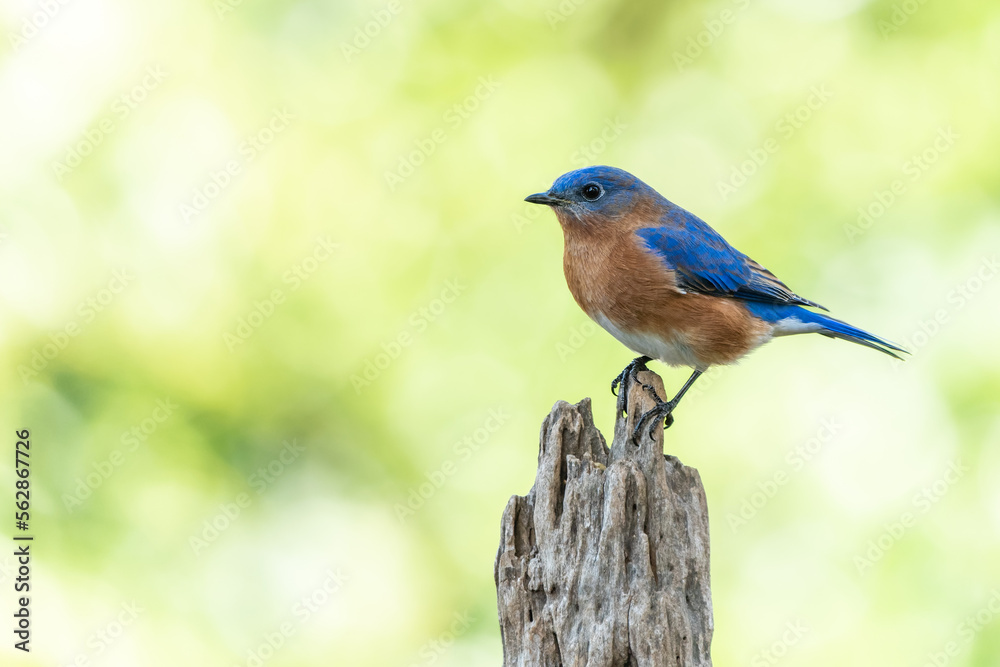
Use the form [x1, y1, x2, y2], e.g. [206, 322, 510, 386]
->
[525, 166, 905, 436]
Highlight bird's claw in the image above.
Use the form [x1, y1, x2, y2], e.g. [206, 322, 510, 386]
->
[633, 398, 677, 441]
[612, 356, 652, 416]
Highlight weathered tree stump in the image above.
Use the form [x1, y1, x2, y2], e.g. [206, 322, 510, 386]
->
[494, 369, 713, 666]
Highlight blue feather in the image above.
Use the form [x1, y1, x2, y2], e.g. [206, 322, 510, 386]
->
[636, 209, 825, 309]
[744, 302, 907, 359]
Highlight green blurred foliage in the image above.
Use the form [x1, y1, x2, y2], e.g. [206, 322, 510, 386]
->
[1, 0, 999, 664]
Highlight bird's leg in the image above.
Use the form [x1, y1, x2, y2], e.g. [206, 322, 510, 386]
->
[612, 356, 652, 416]
[634, 369, 704, 440]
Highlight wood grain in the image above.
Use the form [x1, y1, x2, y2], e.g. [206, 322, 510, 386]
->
[494, 370, 713, 666]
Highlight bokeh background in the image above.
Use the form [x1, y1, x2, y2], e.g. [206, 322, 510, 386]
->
[1, 0, 999, 664]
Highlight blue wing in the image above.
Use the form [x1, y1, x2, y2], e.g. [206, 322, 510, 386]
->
[636, 208, 826, 310]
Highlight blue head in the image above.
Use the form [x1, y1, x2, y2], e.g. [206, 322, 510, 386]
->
[525, 166, 662, 225]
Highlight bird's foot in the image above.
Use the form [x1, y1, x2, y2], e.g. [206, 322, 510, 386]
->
[612, 356, 652, 417]
[633, 391, 677, 441]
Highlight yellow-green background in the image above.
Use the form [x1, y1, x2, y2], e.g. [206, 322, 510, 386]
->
[2, 0, 999, 664]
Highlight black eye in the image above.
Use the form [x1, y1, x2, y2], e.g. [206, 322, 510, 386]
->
[581, 183, 603, 201]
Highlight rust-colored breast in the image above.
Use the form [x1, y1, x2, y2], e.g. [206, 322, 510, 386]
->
[560, 221, 771, 367]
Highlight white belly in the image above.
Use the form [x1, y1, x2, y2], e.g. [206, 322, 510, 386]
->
[593, 311, 707, 369]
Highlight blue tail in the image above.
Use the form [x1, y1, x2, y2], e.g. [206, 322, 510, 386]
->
[744, 302, 908, 360]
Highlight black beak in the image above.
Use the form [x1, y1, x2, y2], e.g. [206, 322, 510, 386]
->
[524, 192, 566, 206]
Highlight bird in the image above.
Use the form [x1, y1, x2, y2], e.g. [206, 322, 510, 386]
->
[525, 166, 905, 438]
